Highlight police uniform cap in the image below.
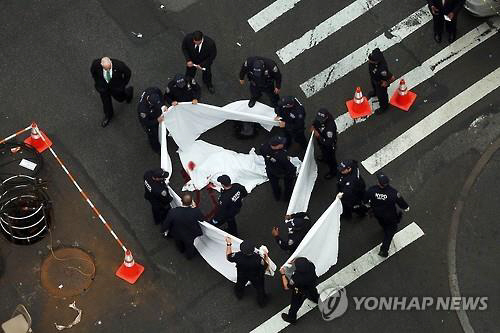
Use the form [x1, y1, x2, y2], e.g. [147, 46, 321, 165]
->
[279, 96, 295, 108]
[152, 168, 169, 179]
[368, 48, 384, 62]
[315, 108, 330, 123]
[269, 135, 286, 146]
[240, 241, 255, 255]
[252, 60, 265, 77]
[174, 74, 187, 88]
[290, 217, 306, 230]
[376, 172, 390, 186]
[217, 175, 231, 187]
[294, 257, 312, 272]
[337, 160, 354, 172]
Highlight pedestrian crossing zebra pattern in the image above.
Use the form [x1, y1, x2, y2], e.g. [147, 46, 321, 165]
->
[247, 1, 500, 331]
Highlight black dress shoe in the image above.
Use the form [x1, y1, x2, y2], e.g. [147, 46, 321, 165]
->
[378, 250, 389, 257]
[448, 33, 456, 43]
[207, 86, 215, 94]
[101, 117, 110, 128]
[434, 33, 442, 43]
[126, 86, 134, 103]
[248, 99, 256, 108]
[281, 313, 297, 324]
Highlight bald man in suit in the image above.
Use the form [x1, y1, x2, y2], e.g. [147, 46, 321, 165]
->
[90, 57, 133, 127]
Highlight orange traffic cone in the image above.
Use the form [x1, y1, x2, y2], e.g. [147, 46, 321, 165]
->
[24, 122, 52, 153]
[115, 250, 145, 284]
[346, 87, 372, 119]
[390, 79, 417, 111]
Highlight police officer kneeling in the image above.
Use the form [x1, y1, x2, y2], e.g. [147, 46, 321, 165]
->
[272, 212, 311, 254]
[143, 168, 172, 225]
[138, 87, 165, 153]
[364, 172, 410, 257]
[280, 257, 319, 324]
[226, 237, 269, 307]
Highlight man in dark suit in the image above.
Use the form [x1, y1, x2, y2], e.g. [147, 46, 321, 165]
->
[90, 57, 134, 127]
[427, 0, 465, 43]
[161, 193, 203, 260]
[182, 31, 217, 94]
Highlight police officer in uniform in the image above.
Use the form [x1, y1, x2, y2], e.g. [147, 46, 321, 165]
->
[311, 109, 338, 179]
[212, 175, 248, 237]
[364, 172, 410, 257]
[226, 237, 268, 307]
[272, 212, 311, 254]
[239, 56, 281, 108]
[367, 48, 395, 113]
[337, 160, 367, 219]
[259, 136, 296, 201]
[164, 74, 201, 106]
[280, 257, 319, 324]
[144, 168, 172, 225]
[137, 87, 165, 153]
[275, 96, 307, 151]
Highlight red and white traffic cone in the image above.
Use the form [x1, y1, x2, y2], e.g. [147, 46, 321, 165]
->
[390, 79, 417, 111]
[115, 250, 144, 284]
[24, 122, 52, 153]
[346, 87, 372, 119]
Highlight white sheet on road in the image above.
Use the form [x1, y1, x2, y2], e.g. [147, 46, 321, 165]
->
[160, 121, 173, 178]
[282, 197, 343, 277]
[179, 140, 301, 192]
[194, 222, 277, 283]
[286, 132, 317, 215]
[164, 101, 279, 149]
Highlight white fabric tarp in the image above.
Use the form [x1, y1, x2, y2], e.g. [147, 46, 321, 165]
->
[164, 101, 279, 149]
[282, 196, 343, 277]
[286, 132, 318, 215]
[179, 140, 301, 192]
[160, 120, 173, 178]
[194, 222, 277, 283]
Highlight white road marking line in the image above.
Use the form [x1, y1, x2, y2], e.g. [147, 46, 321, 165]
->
[361, 66, 500, 174]
[334, 18, 500, 134]
[247, 0, 302, 33]
[251, 222, 424, 333]
[300, 5, 432, 98]
[277, 0, 385, 64]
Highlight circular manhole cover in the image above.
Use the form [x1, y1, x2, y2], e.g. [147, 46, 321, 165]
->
[40, 247, 95, 298]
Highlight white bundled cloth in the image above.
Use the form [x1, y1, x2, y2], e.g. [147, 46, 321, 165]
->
[282, 195, 343, 277]
[286, 132, 318, 215]
[164, 101, 279, 149]
[194, 222, 276, 282]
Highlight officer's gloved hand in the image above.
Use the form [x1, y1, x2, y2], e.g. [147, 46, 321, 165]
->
[336, 192, 344, 199]
[404, 207, 410, 212]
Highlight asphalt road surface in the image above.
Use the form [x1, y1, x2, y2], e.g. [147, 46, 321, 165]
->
[0, 0, 499, 332]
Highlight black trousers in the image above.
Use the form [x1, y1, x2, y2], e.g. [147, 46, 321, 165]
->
[186, 64, 213, 87]
[284, 129, 307, 151]
[341, 198, 367, 219]
[378, 221, 398, 254]
[249, 84, 280, 107]
[175, 238, 198, 259]
[432, 13, 458, 36]
[288, 288, 319, 320]
[371, 79, 389, 110]
[212, 215, 238, 237]
[268, 173, 295, 201]
[150, 201, 169, 225]
[234, 274, 267, 307]
[144, 124, 161, 153]
[318, 143, 337, 175]
[99, 87, 131, 119]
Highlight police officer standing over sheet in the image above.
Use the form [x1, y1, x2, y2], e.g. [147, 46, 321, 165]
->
[272, 212, 311, 254]
[164, 74, 201, 106]
[280, 257, 320, 324]
[337, 160, 366, 219]
[367, 48, 395, 114]
[364, 172, 410, 257]
[239, 56, 281, 108]
[211, 175, 248, 237]
[275, 96, 307, 151]
[259, 136, 296, 202]
[225, 237, 269, 307]
[182, 30, 217, 94]
[311, 109, 338, 180]
[143, 168, 172, 225]
[137, 87, 164, 153]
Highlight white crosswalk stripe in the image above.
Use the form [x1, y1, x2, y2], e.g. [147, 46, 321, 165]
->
[300, 5, 433, 98]
[335, 17, 500, 134]
[362, 66, 500, 174]
[247, 0, 303, 33]
[277, 0, 385, 64]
